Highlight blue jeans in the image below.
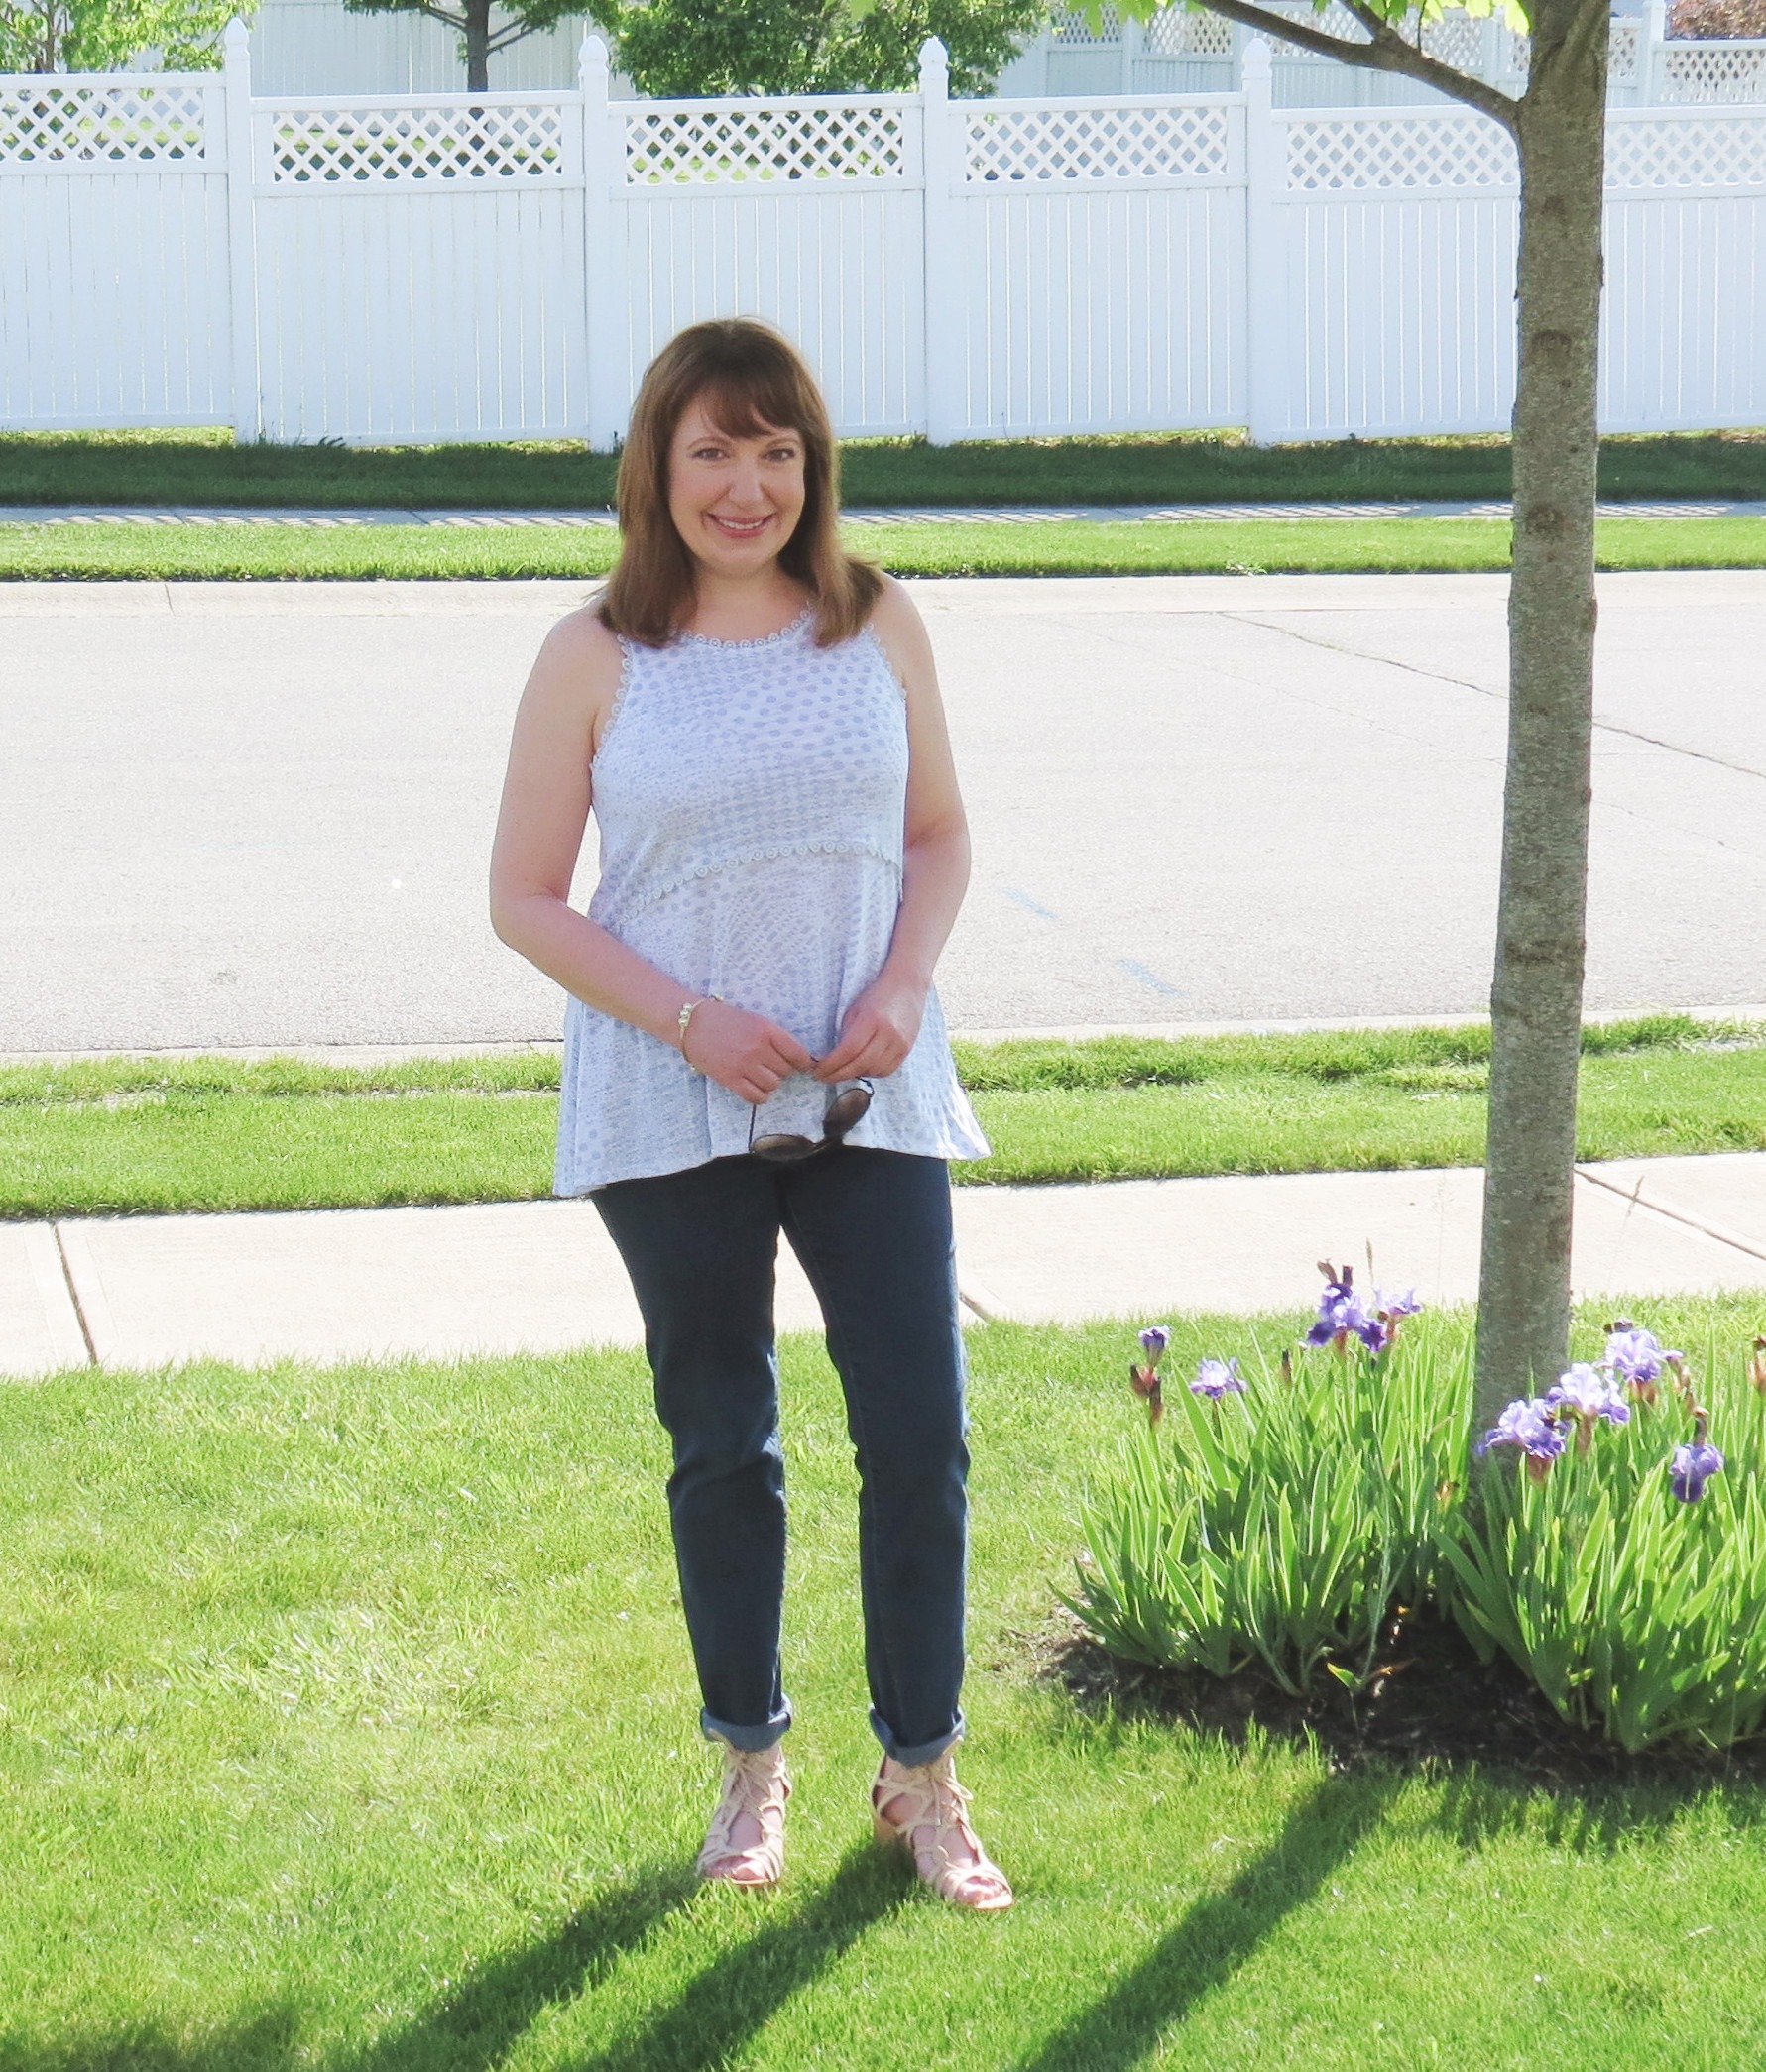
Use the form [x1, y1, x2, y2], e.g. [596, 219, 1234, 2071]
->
[592, 1146, 969, 1767]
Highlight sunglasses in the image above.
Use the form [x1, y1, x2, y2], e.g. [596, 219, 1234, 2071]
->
[748, 1079, 874, 1162]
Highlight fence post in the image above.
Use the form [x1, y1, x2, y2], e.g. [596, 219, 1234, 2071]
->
[1642, 0, 1669, 103]
[1121, 12, 1143, 93]
[1241, 38, 1286, 446]
[919, 38, 965, 446]
[221, 17, 262, 443]
[579, 33, 626, 453]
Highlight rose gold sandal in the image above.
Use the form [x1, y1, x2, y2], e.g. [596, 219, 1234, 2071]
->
[698, 1743, 790, 1888]
[871, 1751, 1014, 1912]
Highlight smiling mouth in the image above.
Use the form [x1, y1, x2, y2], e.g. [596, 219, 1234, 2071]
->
[706, 513, 774, 538]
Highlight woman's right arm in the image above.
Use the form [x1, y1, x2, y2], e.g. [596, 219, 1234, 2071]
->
[487, 611, 814, 1101]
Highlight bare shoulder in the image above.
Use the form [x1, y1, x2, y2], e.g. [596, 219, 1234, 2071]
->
[528, 599, 627, 750]
[865, 574, 937, 686]
[540, 599, 625, 684]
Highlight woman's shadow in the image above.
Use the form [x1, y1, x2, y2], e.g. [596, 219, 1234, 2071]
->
[352, 1842, 906, 2072]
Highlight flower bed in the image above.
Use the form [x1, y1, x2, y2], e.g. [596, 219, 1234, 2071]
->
[1069, 1274, 1766, 1753]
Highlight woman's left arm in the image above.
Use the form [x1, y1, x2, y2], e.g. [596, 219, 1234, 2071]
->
[814, 578, 972, 1083]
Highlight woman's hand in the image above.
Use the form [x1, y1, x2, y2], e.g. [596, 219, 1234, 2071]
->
[683, 999, 816, 1104]
[813, 971, 928, 1083]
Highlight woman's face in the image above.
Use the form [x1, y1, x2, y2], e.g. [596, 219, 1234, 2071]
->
[666, 397, 806, 581]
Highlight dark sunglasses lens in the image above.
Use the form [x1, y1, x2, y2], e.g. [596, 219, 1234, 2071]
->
[825, 1085, 873, 1133]
[750, 1131, 817, 1162]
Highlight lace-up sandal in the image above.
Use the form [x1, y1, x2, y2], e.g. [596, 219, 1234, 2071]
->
[871, 1751, 1014, 1912]
[698, 1743, 790, 1888]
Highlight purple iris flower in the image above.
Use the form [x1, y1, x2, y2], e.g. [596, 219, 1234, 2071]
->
[1604, 1325, 1679, 1389]
[1376, 1288, 1424, 1322]
[1670, 1411, 1724, 1502]
[1307, 1279, 1384, 1353]
[1547, 1363, 1631, 1429]
[1138, 1324, 1172, 1368]
[1190, 1357, 1246, 1400]
[1474, 1397, 1567, 1473]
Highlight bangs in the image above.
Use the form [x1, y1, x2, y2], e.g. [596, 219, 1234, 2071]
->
[695, 368, 807, 444]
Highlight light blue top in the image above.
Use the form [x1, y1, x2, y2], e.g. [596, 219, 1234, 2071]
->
[554, 604, 991, 1194]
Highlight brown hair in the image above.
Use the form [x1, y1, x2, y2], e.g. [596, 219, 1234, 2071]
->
[597, 317, 882, 649]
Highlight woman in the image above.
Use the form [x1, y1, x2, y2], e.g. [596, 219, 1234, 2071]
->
[488, 318, 1011, 1911]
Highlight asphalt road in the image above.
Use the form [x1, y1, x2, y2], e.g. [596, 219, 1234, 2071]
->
[4, 570, 1764, 1052]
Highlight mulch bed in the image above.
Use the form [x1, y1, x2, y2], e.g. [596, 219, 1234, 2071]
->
[1033, 1605, 1766, 1789]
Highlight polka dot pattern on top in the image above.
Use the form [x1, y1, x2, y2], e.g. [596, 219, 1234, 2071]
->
[554, 606, 990, 1194]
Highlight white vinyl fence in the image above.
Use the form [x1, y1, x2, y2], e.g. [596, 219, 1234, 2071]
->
[4, 22, 1765, 445]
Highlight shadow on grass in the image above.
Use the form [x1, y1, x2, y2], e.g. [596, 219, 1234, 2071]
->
[345, 1861, 697, 2072]
[1011, 1771, 1401, 2072]
[567, 1844, 909, 2072]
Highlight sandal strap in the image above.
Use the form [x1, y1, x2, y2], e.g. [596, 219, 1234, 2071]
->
[872, 1754, 1013, 1910]
[700, 1747, 789, 1881]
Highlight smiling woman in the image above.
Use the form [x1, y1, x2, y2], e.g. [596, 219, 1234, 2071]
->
[486, 317, 1012, 1912]
[599, 321, 882, 650]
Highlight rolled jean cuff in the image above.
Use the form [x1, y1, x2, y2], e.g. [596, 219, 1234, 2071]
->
[871, 1705, 965, 1769]
[701, 1700, 791, 1754]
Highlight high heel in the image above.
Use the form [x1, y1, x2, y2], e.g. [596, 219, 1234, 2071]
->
[698, 1743, 789, 1888]
[871, 1750, 1013, 1912]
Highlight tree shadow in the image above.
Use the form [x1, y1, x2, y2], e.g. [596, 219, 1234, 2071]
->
[563, 1844, 910, 2072]
[1010, 1771, 1402, 2072]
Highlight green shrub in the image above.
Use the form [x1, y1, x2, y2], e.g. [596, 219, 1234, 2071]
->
[1064, 1308, 1469, 1695]
[1439, 1334, 1766, 1753]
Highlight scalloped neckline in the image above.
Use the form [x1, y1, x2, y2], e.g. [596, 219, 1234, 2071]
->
[676, 604, 815, 650]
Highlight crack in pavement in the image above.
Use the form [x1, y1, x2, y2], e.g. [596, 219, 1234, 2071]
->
[1226, 613, 1766, 787]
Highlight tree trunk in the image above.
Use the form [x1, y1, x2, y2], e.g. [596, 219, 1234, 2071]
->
[1473, 0, 1610, 1429]
[463, 0, 493, 91]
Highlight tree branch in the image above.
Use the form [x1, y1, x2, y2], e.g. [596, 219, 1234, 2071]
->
[1190, 0, 1521, 133]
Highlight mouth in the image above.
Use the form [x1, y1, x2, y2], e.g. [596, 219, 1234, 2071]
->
[705, 512, 775, 541]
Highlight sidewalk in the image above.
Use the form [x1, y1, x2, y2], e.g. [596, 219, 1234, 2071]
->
[3, 500, 1764, 529]
[6, 1154, 1765, 1379]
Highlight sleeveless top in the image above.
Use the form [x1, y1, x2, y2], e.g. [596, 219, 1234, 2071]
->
[553, 603, 992, 1195]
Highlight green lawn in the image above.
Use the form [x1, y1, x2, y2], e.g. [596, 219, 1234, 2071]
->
[2, 515, 1765, 582]
[5, 1019, 1762, 1220]
[4, 1299, 1765, 2069]
[4, 422, 1765, 508]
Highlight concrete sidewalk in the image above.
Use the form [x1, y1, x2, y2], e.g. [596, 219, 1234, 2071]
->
[5, 1153, 1765, 1380]
[5, 499, 1766, 528]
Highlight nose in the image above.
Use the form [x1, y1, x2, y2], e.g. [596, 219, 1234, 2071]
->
[725, 456, 770, 509]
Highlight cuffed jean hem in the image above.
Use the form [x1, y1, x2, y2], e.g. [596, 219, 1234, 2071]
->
[871, 1705, 965, 1769]
[701, 1701, 792, 1754]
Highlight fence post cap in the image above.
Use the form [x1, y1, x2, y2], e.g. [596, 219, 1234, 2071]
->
[222, 16, 250, 54]
[1241, 34, 1273, 77]
[579, 30, 610, 67]
[918, 34, 950, 77]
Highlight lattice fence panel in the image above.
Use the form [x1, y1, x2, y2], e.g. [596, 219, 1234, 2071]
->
[1145, 8, 1235, 56]
[1499, 27, 1531, 77]
[1606, 113, 1766, 184]
[1419, 14, 1485, 68]
[1285, 113, 1517, 190]
[1609, 20, 1641, 83]
[965, 103, 1234, 182]
[270, 102, 567, 182]
[0, 81, 207, 164]
[1264, 2, 1374, 49]
[1049, 7, 1120, 46]
[1660, 42, 1766, 104]
[624, 103, 906, 184]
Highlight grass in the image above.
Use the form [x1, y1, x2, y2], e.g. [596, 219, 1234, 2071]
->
[5, 423, 1766, 508]
[5, 1016, 1764, 1220]
[4, 1298, 1766, 2067]
[2, 515, 1766, 581]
